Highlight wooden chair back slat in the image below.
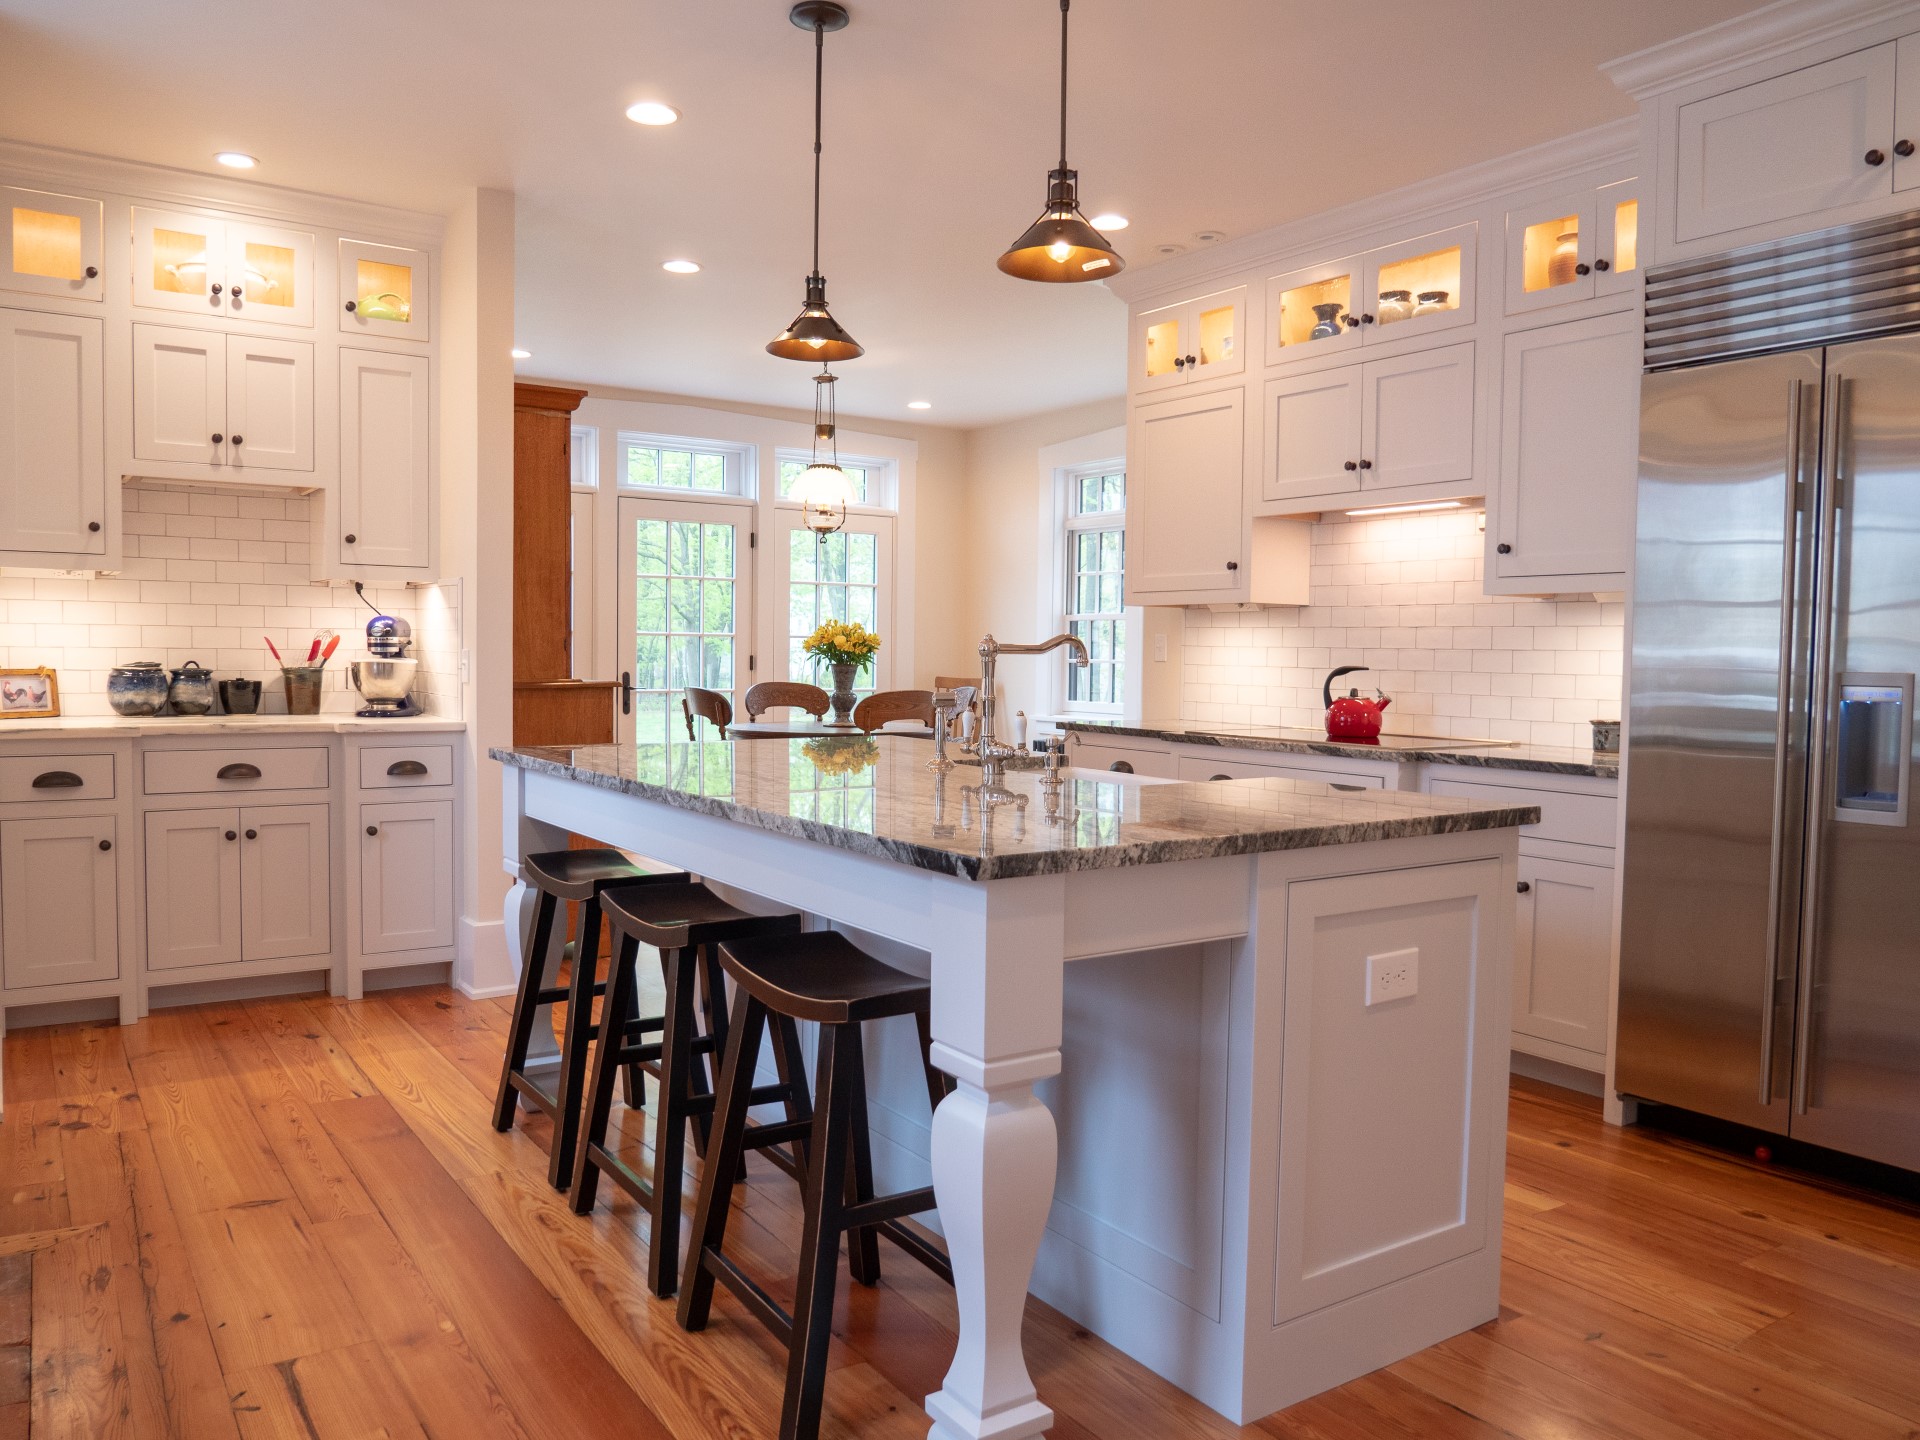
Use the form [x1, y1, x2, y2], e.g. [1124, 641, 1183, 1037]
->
[851, 689, 935, 733]
[742, 681, 830, 721]
[681, 686, 733, 739]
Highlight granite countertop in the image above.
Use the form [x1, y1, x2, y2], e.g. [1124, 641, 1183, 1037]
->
[1059, 718, 1619, 781]
[492, 736, 1540, 882]
[0, 714, 466, 739]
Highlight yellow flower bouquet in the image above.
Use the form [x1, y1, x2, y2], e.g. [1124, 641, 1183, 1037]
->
[802, 620, 881, 672]
[803, 734, 880, 776]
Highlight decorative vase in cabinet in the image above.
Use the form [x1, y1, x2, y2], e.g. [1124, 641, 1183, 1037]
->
[1376, 290, 1414, 326]
[1548, 231, 1580, 288]
[1309, 302, 1346, 340]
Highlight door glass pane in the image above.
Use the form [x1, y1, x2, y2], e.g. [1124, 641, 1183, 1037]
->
[788, 529, 882, 698]
[1521, 215, 1580, 295]
[243, 241, 297, 311]
[355, 258, 414, 323]
[154, 227, 212, 295]
[632, 513, 741, 742]
[1196, 303, 1236, 368]
[12, 208, 82, 281]
[1144, 317, 1179, 379]
[1376, 244, 1461, 323]
[1277, 273, 1352, 349]
[1612, 199, 1639, 275]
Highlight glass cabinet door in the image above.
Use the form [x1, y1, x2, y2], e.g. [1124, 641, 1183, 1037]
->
[133, 206, 227, 315]
[1187, 287, 1245, 381]
[339, 239, 431, 342]
[1267, 259, 1361, 363]
[2, 188, 102, 302]
[1505, 192, 1597, 314]
[227, 222, 314, 327]
[1137, 303, 1184, 390]
[1359, 224, 1475, 343]
[1595, 181, 1640, 296]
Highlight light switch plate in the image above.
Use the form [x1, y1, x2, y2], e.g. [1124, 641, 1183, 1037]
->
[1366, 947, 1419, 1006]
[1153, 632, 1168, 662]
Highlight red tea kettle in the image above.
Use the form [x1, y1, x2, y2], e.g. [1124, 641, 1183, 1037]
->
[1323, 665, 1391, 741]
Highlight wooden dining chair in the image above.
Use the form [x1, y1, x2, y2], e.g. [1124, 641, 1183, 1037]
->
[682, 687, 733, 739]
[850, 689, 935, 733]
[743, 681, 830, 722]
[932, 675, 980, 737]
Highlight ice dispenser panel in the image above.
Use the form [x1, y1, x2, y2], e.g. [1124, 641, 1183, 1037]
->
[1834, 673, 1913, 825]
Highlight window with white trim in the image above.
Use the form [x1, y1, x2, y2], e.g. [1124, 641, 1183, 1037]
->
[570, 426, 598, 489]
[1063, 466, 1126, 711]
[619, 433, 750, 495]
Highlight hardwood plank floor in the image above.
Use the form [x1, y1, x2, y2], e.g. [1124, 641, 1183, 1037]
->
[7, 985, 1920, 1440]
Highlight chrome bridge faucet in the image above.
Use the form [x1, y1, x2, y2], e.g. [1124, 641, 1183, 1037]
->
[965, 632, 1090, 784]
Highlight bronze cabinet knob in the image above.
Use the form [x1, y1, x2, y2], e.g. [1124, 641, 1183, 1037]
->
[1358, 458, 1373, 470]
[344, 533, 357, 544]
[225, 830, 237, 841]
[1226, 560, 1239, 571]
[244, 829, 258, 840]
[1575, 263, 1591, 275]
[88, 521, 100, 532]
[84, 265, 98, 278]
[99, 838, 112, 852]
[1594, 258, 1611, 271]
[231, 435, 243, 446]
[1344, 460, 1359, 471]
[345, 300, 357, 312]
[1898, 139, 1917, 157]
[1517, 880, 1531, 893]
[211, 433, 224, 444]
[1866, 148, 1887, 166]
[1497, 542, 1513, 554]
[366, 825, 379, 836]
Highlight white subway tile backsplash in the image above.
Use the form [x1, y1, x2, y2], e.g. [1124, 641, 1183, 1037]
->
[1180, 510, 1624, 749]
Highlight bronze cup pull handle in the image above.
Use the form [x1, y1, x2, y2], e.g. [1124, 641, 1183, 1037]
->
[216, 762, 263, 780]
[386, 759, 429, 776]
[31, 770, 84, 788]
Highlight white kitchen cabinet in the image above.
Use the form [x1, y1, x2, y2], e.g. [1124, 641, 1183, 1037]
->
[338, 348, 432, 571]
[1262, 366, 1362, 501]
[1361, 342, 1475, 491]
[1594, 180, 1641, 297]
[133, 207, 314, 326]
[1358, 224, 1476, 345]
[0, 307, 105, 557]
[2, 187, 103, 303]
[1125, 386, 1247, 601]
[1493, 312, 1638, 587]
[1130, 287, 1245, 394]
[1512, 854, 1613, 1060]
[339, 238, 431, 342]
[359, 800, 454, 955]
[145, 803, 329, 970]
[1504, 183, 1641, 314]
[1674, 44, 1896, 243]
[1895, 35, 1920, 192]
[1176, 754, 1386, 789]
[134, 326, 313, 473]
[1063, 734, 1181, 778]
[0, 815, 118, 989]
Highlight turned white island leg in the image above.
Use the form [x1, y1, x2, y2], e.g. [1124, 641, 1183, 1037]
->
[500, 767, 572, 1064]
[924, 874, 1067, 1440]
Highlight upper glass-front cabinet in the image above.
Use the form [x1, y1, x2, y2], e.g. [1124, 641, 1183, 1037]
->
[1132, 286, 1245, 394]
[132, 207, 314, 326]
[2, 187, 103, 302]
[1266, 224, 1477, 365]
[1505, 181, 1639, 315]
[340, 239, 431, 342]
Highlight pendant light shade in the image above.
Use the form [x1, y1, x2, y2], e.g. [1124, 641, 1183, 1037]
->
[999, 0, 1124, 283]
[769, 2, 863, 361]
[796, 368, 851, 535]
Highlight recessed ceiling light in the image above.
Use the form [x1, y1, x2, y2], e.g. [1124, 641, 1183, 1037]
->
[1089, 213, 1129, 231]
[907, 401, 932, 410]
[511, 348, 531, 359]
[625, 101, 681, 126]
[662, 259, 701, 274]
[214, 151, 257, 170]
[1194, 229, 1228, 244]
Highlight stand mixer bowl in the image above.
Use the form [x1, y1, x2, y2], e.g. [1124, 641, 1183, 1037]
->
[349, 657, 418, 714]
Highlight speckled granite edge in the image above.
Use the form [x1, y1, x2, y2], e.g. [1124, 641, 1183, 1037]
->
[1060, 720, 1619, 781]
[492, 746, 1541, 882]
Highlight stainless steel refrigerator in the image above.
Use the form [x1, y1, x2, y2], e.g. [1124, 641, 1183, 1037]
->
[1619, 215, 1920, 1172]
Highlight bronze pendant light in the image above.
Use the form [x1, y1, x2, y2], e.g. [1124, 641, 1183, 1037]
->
[768, 1, 863, 360]
[998, 0, 1124, 283]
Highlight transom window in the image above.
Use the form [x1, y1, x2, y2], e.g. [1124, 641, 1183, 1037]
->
[1064, 467, 1126, 710]
[620, 434, 748, 495]
[777, 456, 873, 505]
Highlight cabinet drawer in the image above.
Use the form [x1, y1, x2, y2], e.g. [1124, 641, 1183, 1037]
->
[0, 752, 114, 803]
[359, 744, 453, 789]
[143, 746, 330, 795]
[1428, 777, 1616, 848]
[1177, 754, 1385, 789]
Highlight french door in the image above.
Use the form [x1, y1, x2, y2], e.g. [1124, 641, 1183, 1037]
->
[780, 512, 895, 695]
[616, 496, 753, 748]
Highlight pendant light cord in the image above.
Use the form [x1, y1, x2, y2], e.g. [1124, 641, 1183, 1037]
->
[1058, 0, 1070, 169]
[812, 17, 825, 277]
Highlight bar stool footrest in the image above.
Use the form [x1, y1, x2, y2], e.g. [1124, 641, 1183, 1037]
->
[703, 1250, 796, 1347]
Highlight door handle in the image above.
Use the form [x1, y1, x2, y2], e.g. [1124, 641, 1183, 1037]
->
[31, 770, 83, 788]
[620, 671, 633, 716]
[216, 762, 262, 780]
[386, 759, 429, 776]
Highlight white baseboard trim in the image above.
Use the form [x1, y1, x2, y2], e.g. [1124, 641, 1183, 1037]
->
[1509, 1048, 1604, 1096]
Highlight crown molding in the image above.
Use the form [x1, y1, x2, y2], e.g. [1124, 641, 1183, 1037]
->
[0, 138, 445, 246]
[1106, 117, 1637, 307]
[1602, 0, 1920, 99]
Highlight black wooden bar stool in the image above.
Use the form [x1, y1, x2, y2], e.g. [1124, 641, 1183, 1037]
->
[677, 930, 954, 1440]
[569, 879, 816, 1298]
[491, 848, 683, 1190]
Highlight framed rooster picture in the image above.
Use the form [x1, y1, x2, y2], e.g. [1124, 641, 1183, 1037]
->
[0, 668, 60, 719]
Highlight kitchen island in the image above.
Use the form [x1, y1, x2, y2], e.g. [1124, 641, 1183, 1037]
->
[494, 735, 1537, 1435]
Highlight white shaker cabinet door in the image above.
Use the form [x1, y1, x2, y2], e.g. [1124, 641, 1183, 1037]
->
[1125, 386, 1247, 599]
[1512, 854, 1613, 1059]
[145, 808, 243, 971]
[1360, 342, 1474, 491]
[1, 187, 104, 303]
[1495, 313, 1638, 582]
[225, 220, 315, 328]
[1263, 366, 1362, 501]
[133, 323, 226, 467]
[225, 334, 313, 473]
[338, 348, 432, 570]
[239, 803, 331, 962]
[0, 814, 118, 990]
[359, 800, 454, 955]
[131, 206, 227, 316]
[0, 307, 105, 556]
[1674, 43, 1896, 243]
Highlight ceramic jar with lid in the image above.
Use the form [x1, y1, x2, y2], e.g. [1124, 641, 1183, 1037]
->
[167, 660, 216, 715]
[1413, 289, 1451, 316]
[107, 661, 169, 717]
[1376, 289, 1414, 325]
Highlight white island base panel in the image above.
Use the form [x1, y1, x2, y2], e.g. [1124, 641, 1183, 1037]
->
[502, 759, 1516, 1432]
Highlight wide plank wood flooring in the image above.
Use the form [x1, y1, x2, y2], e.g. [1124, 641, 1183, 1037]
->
[5, 984, 1920, 1439]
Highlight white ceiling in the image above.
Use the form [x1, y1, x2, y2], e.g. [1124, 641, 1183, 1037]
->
[0, 0, 1771, 426]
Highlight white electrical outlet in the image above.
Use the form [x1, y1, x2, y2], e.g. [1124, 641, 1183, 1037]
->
[1365, 947, 1419, 1006]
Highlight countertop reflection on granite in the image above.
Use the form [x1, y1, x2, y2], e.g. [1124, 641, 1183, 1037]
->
[493, 736, 1540, 882]
[1058, 718, 1618, 780]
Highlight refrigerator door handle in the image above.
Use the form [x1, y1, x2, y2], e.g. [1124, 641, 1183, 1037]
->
[1792, 372, 1849, 1115]
[1759, 379, 1809, 1105]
